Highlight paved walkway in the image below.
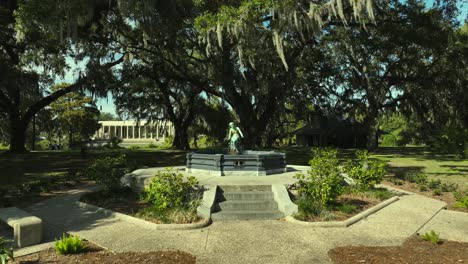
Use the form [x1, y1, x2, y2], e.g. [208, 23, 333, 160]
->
[10, 185, 467, 264]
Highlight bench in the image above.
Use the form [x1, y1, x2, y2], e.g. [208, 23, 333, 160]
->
[0, 207, 42, 248]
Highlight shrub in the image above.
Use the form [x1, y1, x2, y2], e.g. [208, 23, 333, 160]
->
[129, 145, 140, 150]
[294, 148, 344, 207]
[85, 155, 127, 191]
[454, 192, 468, 209]
[162, 136, 174, 149]
[419, 185, 429, 192]
[0, 237, 14, 264]
[345, 150, 386, 190]
[404, 172, 428, 184]
[295, 196, 323, 217]
[432, 189, 442, 196]
[440, 182, 458, 192]
[106, 136, 122, 149]
[147, 143, 158, 148]
[142, 169, 200, 211]
[428, 179, 442, 190]
[421, 230, 441, 244]
[55, 234, 87, 255]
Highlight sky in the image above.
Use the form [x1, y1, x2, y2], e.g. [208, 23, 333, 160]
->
[56, 0, 467, 117]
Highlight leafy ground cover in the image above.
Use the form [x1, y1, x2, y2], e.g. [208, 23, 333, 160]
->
[329, 235, 468, 264]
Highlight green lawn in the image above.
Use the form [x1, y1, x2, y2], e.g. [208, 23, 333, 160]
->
[0, 148, 185, 188]
[1, 146, 467, 190]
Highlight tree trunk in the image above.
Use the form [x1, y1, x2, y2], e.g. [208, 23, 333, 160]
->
[172, 123, 190, 150]
[365, 116, 379, 150]
[9, 118, 27, 153]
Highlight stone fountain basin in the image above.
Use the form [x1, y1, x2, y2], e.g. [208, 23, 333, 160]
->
[186, 150, 287, 176]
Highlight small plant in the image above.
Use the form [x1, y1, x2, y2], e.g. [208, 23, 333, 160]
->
[0, 237, 14, 264]
[365, 188, 394, 201]
[432, 189, 442, 196]
[54, 234, 87, 255]
[294, 148, 344, 207]
[454, 192, 468, 209]
[421, 230, 441, 244]
[335, 204, 358, 214]
[419, 185, 429, 192]
[85, 155, 127, 192]
[129, 145, 140, 150]
[440, 182, 458, 192]
[404, 172, 428, 185]
[428, 179, 442, 190]
[147, 143, 158, 148]
[344, 150, 386, 190]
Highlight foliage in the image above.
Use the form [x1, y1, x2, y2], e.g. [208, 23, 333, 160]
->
[135, 207, 200, 224]
[99, 112, 118, 121]
[105, 137, 122, 149]
[432, 125, 468, 159]
[85, 155, 127, 191]
[128, 145, 140, 150]
[421, 230, 441, 245]
[345, 150, 386, 190]
[34, 139, 50, 151]
[54, 234, 87, 255]
[335, 204, 358, 214]
[162, 136, 174, 149]
[294, 148, 343, 207]
[142, 169, 200, 211]
[363, 188, 395, 201]
[454, 192, 468, 209]
[49, 84, 101, 149]
[0, 237, 13, 264]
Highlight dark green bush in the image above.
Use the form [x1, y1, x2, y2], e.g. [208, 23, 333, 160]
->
[85, 155, 127, 191]
[335, 204, 358, 214]
[106, 136, 122, 149]
[428, 179, 442, 190]
[345, 150, 386, 190]
[142, 169, 201, 211]
[294, 148, 344, 207]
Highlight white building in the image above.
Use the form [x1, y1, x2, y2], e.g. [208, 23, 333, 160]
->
[93, 120, 174, 142]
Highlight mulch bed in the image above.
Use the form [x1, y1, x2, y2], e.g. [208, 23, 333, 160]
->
[12, 242, 196, 264]
[290, 192, 383, 222]
[329, 236, 468, 264]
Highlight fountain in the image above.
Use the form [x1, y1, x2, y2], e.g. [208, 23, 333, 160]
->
[186, 122, 287, 176]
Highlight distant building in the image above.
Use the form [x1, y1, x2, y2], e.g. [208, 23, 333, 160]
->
[295, 115, 367, 148]
[93, 120, 174, 142]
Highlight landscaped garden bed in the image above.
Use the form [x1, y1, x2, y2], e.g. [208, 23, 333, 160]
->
[7, 235, 196, 264]
[329, 234, 468, 264]
[80, 156, 204, 224]
[289, 148, 397, 223]
[384, 171, 468, 212]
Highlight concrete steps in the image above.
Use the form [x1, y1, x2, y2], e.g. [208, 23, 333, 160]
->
[211, 185, 283, 221]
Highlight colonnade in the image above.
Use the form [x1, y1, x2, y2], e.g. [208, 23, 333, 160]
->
[94, 120, 174, 141]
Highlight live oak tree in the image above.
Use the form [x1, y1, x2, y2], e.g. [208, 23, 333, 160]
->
[0, 0, 122, 152]
[315, 0, 453, 149]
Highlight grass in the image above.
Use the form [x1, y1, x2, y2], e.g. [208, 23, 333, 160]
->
[1, 146, 467, 193]
[280, 147, 468, 190]
[0, 148, 185, 188]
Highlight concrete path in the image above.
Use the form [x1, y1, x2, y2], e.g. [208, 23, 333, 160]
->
[13, 185, 467, 263]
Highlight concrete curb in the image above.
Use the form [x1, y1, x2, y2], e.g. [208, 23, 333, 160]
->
[272, 184, 298, 216]
[285, 196, 400, 227]
[75, 201, 211, 230]
[13, 241, 55, 257]
[197, 185, 218, 219]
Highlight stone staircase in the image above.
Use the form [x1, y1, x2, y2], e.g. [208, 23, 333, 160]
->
[211, 185, 284, 220]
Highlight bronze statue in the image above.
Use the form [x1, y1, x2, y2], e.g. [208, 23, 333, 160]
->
[227, 122, 244, 154]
